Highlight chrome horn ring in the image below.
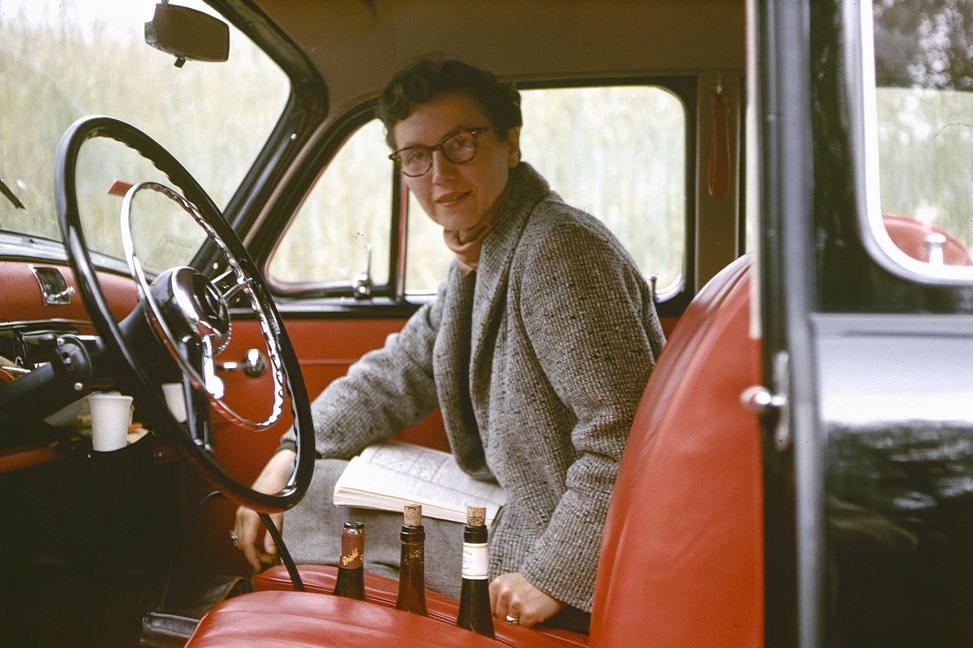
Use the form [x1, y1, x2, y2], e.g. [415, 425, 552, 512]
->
[121, 181, 285, 430]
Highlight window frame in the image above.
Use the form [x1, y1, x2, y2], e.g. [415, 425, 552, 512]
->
[264, 101, 403, 301]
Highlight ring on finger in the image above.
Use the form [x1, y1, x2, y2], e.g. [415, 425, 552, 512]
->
[505, 614, 519, 624]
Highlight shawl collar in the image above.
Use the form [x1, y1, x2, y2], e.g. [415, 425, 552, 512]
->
[435, 163, 553, 477]
[470, 163, 552, 370]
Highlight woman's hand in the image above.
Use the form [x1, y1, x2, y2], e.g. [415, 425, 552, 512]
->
[232, 449, 295, 571]
[489, 572, 565, 628]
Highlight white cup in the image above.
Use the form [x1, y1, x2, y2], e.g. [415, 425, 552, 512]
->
[89, 392, 133, 452]
[162, 382, 188, 423]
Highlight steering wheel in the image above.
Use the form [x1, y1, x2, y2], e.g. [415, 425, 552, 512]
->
[54, 115, 314, 513]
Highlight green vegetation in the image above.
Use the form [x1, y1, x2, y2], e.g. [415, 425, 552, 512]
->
[876, 87, 973, 245]
[2, 0, 969, 292]
[272, 86, 688, 294]
[0, 3, 287, 267]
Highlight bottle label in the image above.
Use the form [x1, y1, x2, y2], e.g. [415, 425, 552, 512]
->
[340, 532, 364, 569]
[462, 542, 489, 580]
[406, 544, 423, 561]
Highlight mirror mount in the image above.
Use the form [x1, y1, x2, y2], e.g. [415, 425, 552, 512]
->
[145, 2, 230, 68]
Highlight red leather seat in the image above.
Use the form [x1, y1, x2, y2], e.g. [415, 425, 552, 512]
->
[883, 213, 972, 265]
[186, 254, 763, 647]
[186, 590, 502, 648]
[588, 253, 762, 647]
[254, 566, 589, 647]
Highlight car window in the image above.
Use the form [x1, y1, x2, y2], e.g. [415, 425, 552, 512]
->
[875, 86, 973, 243]
[271, 84, 688, 299]
[0, 0, 288, 268]
[268, 120, 393, 291]
[864, 0, 973, 279]
[523, 85, 687, 295]
[406, 85, 687, 296]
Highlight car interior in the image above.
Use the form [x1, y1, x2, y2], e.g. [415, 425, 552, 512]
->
[1, 0, 971, 646]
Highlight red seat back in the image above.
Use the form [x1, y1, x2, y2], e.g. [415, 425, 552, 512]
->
[590, 254, 763, 647]
[883, 213, 972, 265]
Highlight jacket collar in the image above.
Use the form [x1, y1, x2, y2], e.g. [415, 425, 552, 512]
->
[470, 163, 552, 363]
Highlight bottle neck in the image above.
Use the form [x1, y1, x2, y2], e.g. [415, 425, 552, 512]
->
[397, 522, 426, 614]
[461, 524, 489, 581]
[339, 524, 364, 570]
[463, 524, 487, 544]
[400, 525, 424, 567]
[401, 524, 425, 544]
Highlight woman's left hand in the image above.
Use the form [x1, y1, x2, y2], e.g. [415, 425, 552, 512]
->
[489, 572, 565, 628]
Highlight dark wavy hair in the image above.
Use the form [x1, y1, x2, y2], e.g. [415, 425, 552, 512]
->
[377, 59, 522, 148]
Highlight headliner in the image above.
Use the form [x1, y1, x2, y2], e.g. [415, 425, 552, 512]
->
[252, 0, 746, 118]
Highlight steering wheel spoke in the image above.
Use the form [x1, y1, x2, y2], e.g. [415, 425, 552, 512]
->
[219, 276, 257, 304]
[176, 334, 225, 400]
[187, 380, 216, 454]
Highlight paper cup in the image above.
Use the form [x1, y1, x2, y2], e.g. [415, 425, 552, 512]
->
[162, 382, 188, 423]
[89, 392, 133, 452]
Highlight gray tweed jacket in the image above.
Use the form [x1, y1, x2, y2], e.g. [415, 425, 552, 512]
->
[289, 163, 665, 611]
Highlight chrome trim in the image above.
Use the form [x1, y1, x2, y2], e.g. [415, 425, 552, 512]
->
[120, 181, 286, 430]
[28, 265, 75, 306]
[0, 318, 87, 330]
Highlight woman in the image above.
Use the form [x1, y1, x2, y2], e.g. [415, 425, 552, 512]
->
[234, 59, 665, 631]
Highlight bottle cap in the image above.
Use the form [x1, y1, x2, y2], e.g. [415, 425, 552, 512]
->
[403, 503, 422, 527]
[466, 505, 486, 527]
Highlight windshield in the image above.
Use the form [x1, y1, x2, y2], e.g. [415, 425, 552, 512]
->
[0, 0, 288, 267]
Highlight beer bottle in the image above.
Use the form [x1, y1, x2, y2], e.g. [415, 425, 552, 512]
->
[395, 503, 427, 615]
[456, 505, 495, 638]
[333, 521, 366, 600]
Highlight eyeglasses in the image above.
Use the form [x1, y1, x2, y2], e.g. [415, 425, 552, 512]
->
[388, 127, 497, 177]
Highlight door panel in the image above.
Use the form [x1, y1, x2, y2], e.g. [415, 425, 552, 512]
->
[213, 315, 447, 485]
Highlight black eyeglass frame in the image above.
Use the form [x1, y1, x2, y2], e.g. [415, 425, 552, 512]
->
[388, 127, 501, 177]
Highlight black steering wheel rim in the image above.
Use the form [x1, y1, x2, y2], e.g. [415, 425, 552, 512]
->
[54, 115, 314, 513]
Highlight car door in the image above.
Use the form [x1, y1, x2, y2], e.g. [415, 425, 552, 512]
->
[756, 1, 973, 647]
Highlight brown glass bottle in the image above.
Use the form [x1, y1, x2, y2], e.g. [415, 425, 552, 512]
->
[333, 521, 366, 600]
[396, 503, 427, 615]
[456, 505, 495, 638]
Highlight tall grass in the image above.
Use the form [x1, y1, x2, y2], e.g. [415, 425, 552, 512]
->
[3, 1, 970, 291]
[876, 87, 973, 244]
[272, 86, 689, 294]
[0, 2, 287, 266]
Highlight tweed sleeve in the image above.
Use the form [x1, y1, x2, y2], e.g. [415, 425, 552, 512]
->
[278, 285, 445, 459]
[516, 215, 659, 610]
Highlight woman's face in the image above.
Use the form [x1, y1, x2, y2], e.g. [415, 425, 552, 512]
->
[392, 92, 520, 232]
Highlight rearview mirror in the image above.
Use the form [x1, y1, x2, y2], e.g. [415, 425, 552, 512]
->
[145, 3, 229, 67]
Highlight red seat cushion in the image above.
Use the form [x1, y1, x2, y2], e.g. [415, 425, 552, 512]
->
[255, 564, 589, 647]
[185, 590, 501, 647]
[590, 254, 763, 647]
